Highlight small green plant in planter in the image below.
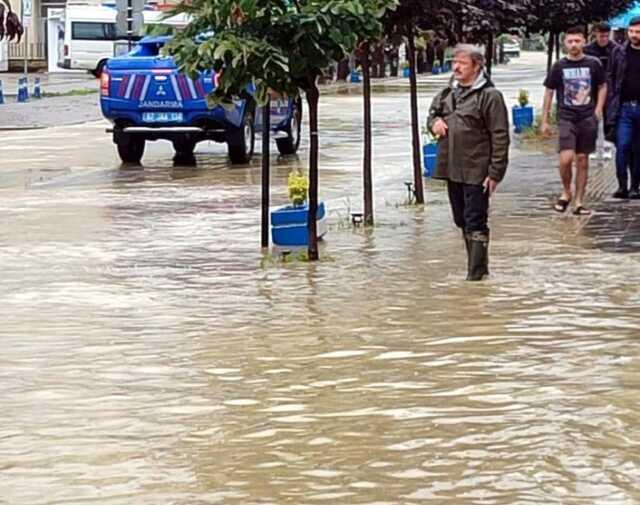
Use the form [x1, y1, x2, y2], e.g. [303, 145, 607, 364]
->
[401, 61, 411, 77]
[272, 171, 327, 246]
[518, 89, 530, 107]
[512, 88, 534, 133]
[288, 170, 309, 207]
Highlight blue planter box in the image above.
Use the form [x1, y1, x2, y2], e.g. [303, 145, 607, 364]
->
[442, 62, 451, 72]
[271, 202, 327, 246]
[512, 105, 534, 133]
[350, 71, 362, 83]
[423, 143, 438, 178]
[402, 67, 411, 78]
[432, 66, 441, 75]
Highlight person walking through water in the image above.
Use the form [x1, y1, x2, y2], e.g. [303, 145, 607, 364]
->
[427, 44, 510, 281]
[585, 22, 618, 161]
[542, 26, 607, 216]
[605, 16, 640, 200]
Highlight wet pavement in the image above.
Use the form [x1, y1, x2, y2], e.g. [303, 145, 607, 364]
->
[1, 53, 640, 505]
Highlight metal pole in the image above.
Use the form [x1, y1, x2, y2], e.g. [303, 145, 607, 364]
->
[261, 100, 271, 248]
[127, 0, 132, 51]
[407, 31, 425, 205]
[362, 42, 374, 226]
[23, 27, 28, 76]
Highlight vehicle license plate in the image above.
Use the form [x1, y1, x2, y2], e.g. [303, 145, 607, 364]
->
[142, 112, 183, 123]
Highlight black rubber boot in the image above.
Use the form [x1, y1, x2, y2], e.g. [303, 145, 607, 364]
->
[463, 232, 472, 272]
[462, 232, 472, 275]
[466, 231, 489, 281]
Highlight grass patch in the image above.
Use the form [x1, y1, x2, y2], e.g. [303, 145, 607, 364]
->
[42, 88, 98, 98]
[261, 249, 337, 267]
[518, 109, 558, 144]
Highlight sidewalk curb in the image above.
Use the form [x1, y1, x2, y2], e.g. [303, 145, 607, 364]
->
[0, 125, 48, 131]
[0, 119, 103, 131]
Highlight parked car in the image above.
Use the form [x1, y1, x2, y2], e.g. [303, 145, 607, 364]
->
[100, 35, 302, 165]
[502, 37, 521, 58]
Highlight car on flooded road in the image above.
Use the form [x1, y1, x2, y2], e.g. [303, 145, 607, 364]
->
[100, 35, 302, 165]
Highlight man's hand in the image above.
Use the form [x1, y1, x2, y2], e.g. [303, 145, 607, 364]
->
[432, 118, 448, 138]
[595, 109, 604, 122]
[540, 121, 552, 137]
[483, 177, 498, 197]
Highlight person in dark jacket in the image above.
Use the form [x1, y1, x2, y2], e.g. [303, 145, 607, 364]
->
[585, 22, 619, 161]
[427, 44, 510, 281]
[605, 16, 640, 199]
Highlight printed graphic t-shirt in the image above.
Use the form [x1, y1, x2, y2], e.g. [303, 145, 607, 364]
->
[543, 56, 605, 122]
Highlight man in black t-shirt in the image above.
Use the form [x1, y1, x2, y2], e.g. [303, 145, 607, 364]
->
[542, 26, 607, 216]
[606, 17, 640, 199]
[585, 22, 619, 161]
[585, 23, 618, 71]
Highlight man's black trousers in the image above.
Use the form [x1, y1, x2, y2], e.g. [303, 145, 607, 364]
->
[447, 180, 489, 234]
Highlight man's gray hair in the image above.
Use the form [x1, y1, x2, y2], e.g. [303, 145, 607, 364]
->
[453, 44, 485, 67]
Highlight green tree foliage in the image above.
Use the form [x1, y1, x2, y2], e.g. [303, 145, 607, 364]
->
[166, 0, 392, 105]
[165, 0, 393, 260]
[526, 0, 636, 34]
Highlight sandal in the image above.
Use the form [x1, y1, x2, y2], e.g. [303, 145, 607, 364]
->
[553, 198, 571, 213]
[573, 206, 592, 216]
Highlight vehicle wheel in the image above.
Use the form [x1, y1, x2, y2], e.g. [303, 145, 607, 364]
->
[276, 98, 303, 155]
[117, 136, 145, 164]
[227, 108, 255, 165]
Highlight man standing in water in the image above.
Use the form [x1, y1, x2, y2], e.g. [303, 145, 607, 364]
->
[606, 16, 640, 200]
[542, 26, 607, 215]
[427, 45, 510, 281]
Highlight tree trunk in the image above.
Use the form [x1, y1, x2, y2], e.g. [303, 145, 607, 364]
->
[555, 32, 560, 61]
[547, 31, 555, 75]
[306, 83, 320, 261]
[362, 42, 374, 226]
[486, 33, 494, 77]
[407, 32, 425, 205]
[261, 100, 271, 248]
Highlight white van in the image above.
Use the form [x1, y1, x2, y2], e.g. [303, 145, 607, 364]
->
[58, 4, 118, 76]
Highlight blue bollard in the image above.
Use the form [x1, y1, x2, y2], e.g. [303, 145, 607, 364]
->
[33, 77, 42, 99]
[0, 80, 5, 105]
[17, 77, 29, 103]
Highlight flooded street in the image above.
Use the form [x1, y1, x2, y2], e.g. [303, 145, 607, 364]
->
[2, 55, 640, 504]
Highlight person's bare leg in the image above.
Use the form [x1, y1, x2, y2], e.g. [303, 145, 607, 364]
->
[559, 149, 575, 201]
[575, 153, 589, 208]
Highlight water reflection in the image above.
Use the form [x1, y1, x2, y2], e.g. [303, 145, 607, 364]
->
[1, 85, 640, 504]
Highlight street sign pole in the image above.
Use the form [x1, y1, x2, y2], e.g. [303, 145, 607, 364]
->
[127, 0, 132, 51]
[23, 27, 28, 76]
[21, 0, 32, 77]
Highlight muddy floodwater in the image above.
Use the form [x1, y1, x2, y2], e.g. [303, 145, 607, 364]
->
[1, 59, 640, 504]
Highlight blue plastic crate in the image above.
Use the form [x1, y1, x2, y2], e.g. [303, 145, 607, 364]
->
[350, 71, 362, 83]
[423, 143, 438, 178]
[432, 66, 441, 75]
[512, 105, 534, 133]
[271, 202, 327, 246]
[402, 67, 411, 78]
